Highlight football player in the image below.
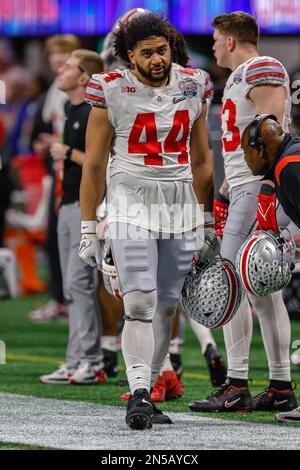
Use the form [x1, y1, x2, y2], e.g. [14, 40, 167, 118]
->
[79, 12, 213, 429]
[189, 11, 297, 414]
[101, 8, 226, 395]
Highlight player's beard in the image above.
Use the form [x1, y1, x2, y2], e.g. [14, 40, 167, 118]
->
[136, 61, 172, 84]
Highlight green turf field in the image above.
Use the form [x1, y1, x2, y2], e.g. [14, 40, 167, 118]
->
[0, 293, 300, 449]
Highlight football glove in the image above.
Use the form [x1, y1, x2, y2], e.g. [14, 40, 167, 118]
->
[214, 192, 229, 237]
[257, 183, 279, 233]
[78, 221, 99, 268]
[195, 228, 220, 264]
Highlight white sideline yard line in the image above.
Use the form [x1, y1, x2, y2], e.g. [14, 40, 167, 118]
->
[0, 393, 299, 450]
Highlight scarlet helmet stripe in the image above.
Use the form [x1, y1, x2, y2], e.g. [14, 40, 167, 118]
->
[240, 235, 259, 295]
[121, 8, 145, 26]
[213, 261, 238, 328]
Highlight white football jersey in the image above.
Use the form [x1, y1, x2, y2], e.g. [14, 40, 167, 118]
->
[85, 64, 212, 233]
[221, 56, 291, 189]
[85, 64, 212, 181]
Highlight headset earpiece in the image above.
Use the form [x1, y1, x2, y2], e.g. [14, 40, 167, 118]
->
[248, 114, 278, 150]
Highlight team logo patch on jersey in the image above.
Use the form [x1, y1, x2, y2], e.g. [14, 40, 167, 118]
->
[121, 86, 136, 93]
[233, 69, 243, 84]
[179, 80, 198, 97]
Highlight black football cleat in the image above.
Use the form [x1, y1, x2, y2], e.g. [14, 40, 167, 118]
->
[152, 403, 173, 424]
[125, 388, 153, 430]
[204, 344, 227, 387]
[253, 386, 298, 412]
[103, 349, 119, 378]
[188, 382, 253, 413]
[170, 353, 183, 377]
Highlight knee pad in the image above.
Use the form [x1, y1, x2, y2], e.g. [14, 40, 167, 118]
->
[123, 290, 157, 322]
[156, 301, 178, 318]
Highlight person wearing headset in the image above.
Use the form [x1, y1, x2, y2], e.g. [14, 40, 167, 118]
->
[242, 114, 300, 230]
[241, 114, 300, 424]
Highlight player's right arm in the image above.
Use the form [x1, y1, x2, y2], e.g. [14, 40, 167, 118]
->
[79, 85, 114, 267]
[80, 106, 114, 221]
[189, 101, 213, 213]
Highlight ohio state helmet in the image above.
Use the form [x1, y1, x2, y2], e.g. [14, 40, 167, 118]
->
[98, 222, 122, 300]
[101, 257, 122, 300]
[236, 230, 295, 297]
[101, 8, 150, 69]
[181, 257, 242, 329]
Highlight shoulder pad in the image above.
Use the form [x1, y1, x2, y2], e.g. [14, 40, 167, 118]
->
[245, 56, 286, 87]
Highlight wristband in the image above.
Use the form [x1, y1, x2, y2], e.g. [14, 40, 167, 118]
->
[81, 220, 97, 234]
[65, 147, 73, 160]
[216, 191, 229, 204]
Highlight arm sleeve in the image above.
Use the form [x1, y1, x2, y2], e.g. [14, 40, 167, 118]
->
[280, 163, 300, 211]
[85, 74, 107, 109]
[244, 57, 286, 93]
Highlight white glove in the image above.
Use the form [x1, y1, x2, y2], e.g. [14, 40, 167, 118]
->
[78, 221, 99, 268]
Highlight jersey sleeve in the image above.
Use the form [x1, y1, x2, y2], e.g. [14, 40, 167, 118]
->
[203, 72, 214, 101]
[245, 57, 286, 89]
[279, 162, 300, 220]
[85, 74, 107, 108]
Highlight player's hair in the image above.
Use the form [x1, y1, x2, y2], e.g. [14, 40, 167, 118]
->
[71, 49, 104, 76]
[45, 34, 82, 54]
[114, 13, 173, 63]
[212, 11, 259, 46]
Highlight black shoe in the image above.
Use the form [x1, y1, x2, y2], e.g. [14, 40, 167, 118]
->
[188, 382, 253, 413]
[204, 344, 227, 387]
[126, 388, 153, 430]
[103, 349, 119, 378]
[253, 386, 298, 412]
[152, 403, 173, 424]
[170, 353, 183, 377]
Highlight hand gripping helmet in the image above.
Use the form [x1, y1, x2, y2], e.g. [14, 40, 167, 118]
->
[181, 257, 242, 329]
[236, 230, 295, 297]
[101, 256, 122, 300]
[98, 224, 122, 300]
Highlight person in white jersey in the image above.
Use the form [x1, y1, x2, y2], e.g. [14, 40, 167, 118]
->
[101, 7, 227, 400]
[79, 12, 213, 430]
[189, 11, 298, 414]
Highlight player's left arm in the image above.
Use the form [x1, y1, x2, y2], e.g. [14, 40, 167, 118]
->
[248, 85, 286, 125]
[190, 101, 213, 212]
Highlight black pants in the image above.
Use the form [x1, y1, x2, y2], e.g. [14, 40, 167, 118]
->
[45, 179, 64, 304]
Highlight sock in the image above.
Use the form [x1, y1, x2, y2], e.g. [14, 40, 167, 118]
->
[269, 379, 292, 390]
[121, 290, 157, 394]
[161, 354, 174, 373]
[227, 377, 248, 388]
[151, 302, 177, 388]
[101, 335, 117, 352]
[169, 337, 183, 355]
[223, 294, 253, 380]
[251, 290, 291, 381]
[188, 317, 216, 354]
[122, 319, 154, 394]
